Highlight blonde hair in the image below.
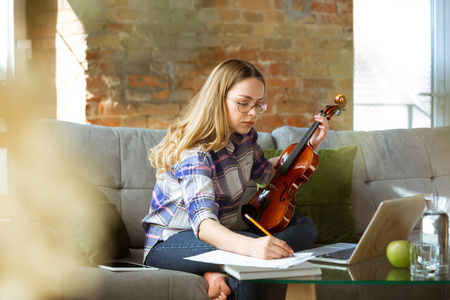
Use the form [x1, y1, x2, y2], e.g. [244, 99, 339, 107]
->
[149, 59, 265, 177]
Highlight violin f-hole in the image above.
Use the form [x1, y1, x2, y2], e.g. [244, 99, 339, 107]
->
[279, 182, 288, 203]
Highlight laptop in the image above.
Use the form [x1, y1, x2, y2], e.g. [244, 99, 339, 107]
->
[300, 194, 427, 265]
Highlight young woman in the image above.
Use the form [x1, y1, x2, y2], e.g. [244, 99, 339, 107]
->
[142, 59, 329, 300]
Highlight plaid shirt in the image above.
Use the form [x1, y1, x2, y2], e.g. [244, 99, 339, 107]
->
[142, 128, 271, 261]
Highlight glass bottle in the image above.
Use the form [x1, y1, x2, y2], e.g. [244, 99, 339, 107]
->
[420, 195, 449, 274]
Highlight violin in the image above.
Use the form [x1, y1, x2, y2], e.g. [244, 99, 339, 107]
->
[242, 94, 347, 234]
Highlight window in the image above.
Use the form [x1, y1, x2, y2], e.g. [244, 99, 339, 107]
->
[0, 0, 14, 196]
[0, 0, 14, 82]
[354, 0, 449, 130]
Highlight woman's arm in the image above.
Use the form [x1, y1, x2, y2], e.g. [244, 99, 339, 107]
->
[309, 114, 329, 150]
[198, 218, 293, 260]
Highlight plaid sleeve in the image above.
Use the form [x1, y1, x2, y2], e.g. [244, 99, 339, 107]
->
[174, 152, 219, 237]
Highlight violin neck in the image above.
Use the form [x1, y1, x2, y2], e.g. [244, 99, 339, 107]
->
[279, 121, 320, 175]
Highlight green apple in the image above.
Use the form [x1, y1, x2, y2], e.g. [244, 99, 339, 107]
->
[386, 240, 410, 268]
[386, 268, 410, 281]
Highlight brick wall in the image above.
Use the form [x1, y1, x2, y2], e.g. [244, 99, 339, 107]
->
[28, 0, 353, 132]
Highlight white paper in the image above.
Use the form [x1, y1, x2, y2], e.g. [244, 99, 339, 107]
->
[184, 250, 314, 269]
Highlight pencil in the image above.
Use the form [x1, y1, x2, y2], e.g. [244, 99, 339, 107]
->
[244, 214, 273, 237]
[245, 214, 295, 257]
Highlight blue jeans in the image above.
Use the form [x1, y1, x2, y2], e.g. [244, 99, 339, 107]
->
[145, 216, 318, 300]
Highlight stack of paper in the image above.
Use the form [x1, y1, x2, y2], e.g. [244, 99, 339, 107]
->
[222, 261, 321, 280]
[184, 250, 321, 280]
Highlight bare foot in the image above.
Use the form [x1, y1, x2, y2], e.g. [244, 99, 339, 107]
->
[203, 272, 232, 300]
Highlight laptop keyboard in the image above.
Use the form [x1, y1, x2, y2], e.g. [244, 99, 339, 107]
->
[318, 247, 356, 260]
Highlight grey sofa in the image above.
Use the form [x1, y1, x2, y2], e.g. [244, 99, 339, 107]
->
[29, 120, 450, 299]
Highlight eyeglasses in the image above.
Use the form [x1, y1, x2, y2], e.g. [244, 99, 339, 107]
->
[227, 98, 268, 115]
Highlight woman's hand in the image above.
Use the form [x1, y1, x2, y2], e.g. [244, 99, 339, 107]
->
[198, 219, 294, 260]
[309, 114, 329, 150]
[246, 236, 294, 260]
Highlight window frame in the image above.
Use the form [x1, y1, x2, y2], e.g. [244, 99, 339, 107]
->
[432, 0, 450, 127]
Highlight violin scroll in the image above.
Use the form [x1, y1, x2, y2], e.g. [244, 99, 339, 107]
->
[321, 94, 347, 119]
[335, 94, 346, 108]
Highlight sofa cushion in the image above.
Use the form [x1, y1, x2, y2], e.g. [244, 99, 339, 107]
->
[29, 174, 131, 264]
[68, 175, 131, 264]
[262, 145, 360, 244]
[64, 266, 210, 300]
